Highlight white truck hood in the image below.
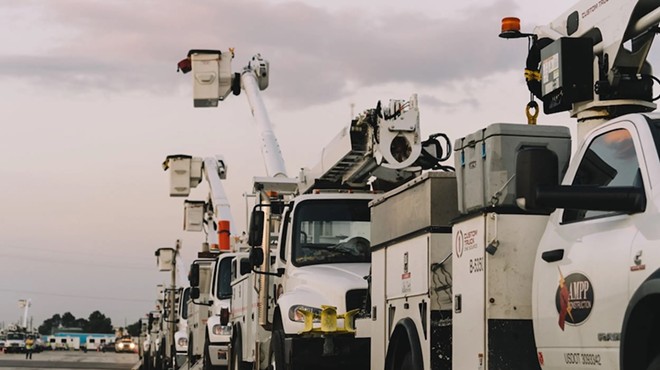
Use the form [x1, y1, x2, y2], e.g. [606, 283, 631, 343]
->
[284, 262, 370, 312]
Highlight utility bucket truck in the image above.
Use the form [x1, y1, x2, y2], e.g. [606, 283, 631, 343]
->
[236, 99, 452, 370]
[177, 48, 453, 370]
[175, 287, 191, 367]
[163, 153, 249, 370]
[186, 249, 249, 370]
[363, 0, 660, 369]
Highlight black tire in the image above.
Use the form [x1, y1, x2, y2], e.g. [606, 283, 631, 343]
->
[270, 323, 288, 370]
[188, 335, 195, 368]
[143, 353, 152, 370]
[154, 346, 162, 370]
[231, 329, 250, 370]
[400, 351, 414, 370]
[203, 331, 221, 370]
[648, 353, 660, 370]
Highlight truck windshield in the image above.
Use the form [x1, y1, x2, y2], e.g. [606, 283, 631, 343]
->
[292, 199, 371, 267]
[8, 333, 24, 340]
[216, 257, 233, 299]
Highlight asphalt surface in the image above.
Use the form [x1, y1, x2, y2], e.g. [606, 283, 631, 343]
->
[0, 350, 138, 370]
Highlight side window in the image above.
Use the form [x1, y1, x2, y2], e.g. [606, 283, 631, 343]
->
[279, 209, 291, 262]
[563, 128, 642, 223]
[279, 210, 290, 262]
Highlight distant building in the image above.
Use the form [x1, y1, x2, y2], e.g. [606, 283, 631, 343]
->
[44, 329, 115, 350]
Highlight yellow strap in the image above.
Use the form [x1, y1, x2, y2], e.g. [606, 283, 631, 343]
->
[524, 69, 541, 82]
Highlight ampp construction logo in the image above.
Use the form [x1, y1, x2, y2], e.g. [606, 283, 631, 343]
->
[555, 269, 594, 331]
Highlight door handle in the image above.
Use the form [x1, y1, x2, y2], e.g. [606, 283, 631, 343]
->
[541, 249, 564, 263]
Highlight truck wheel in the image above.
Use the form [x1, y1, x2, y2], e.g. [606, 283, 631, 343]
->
[204, 331, 221, 370]
[232, 328, 250, 370]
[143, 354, 151, 370]
[648, 353, 660, 370]
[400, 352, 414, 370]
[188, 336, 195, 367]
[269, 327, 288, 370]
[158, 343, 166, 370]
[154, 350, 162, 370]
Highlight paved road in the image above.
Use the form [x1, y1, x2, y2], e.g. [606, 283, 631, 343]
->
[0, 351, 138, 370]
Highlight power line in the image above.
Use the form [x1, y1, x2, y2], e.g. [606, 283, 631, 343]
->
[0, 287, 153, 303]
[2, 244, 154, 263]
[0, 253, 152, 271]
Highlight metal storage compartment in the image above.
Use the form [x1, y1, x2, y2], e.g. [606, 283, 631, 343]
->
[454, 123, 571, 214]
[370, 171, 459, 247]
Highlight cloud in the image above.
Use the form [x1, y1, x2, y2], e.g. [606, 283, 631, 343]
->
[0, 0, 524, 105]
[419, 94, 479, 110]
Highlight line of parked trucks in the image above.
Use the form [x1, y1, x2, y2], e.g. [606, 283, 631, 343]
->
[140, 1, 660, 369]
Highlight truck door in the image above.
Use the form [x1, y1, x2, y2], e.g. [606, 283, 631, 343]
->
[534, 123, 644, 369]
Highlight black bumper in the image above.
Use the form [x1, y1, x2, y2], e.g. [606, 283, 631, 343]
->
[284, 335, 369, 369]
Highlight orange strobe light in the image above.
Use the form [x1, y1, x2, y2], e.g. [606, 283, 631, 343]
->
[501, 17, 521, 32]
[500, 17, 523, 39]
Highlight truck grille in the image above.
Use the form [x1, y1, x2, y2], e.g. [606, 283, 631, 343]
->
[346, 289, 367, 312]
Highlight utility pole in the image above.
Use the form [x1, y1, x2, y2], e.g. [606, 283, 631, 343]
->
[169, 240, 180, 368]
[155, 241, 180, 369]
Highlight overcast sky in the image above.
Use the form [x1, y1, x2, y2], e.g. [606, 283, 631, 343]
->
[0, 0, 626, 328]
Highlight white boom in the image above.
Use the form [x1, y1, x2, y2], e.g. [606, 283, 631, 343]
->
[163, 155, 237, 250]
[180, 50, 287, 179]
[178, 50, 446, 193]
[241, 55, 287, 178]
[18, 299, 30, 329]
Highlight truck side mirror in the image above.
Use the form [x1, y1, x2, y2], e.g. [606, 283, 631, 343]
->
[248, 210, 265, 247]
[515, 147, 559, 213]
[190, 287, 200, 300]
[189, 263, 200, 287]
[249, 247, 265, 267]
[240, 258, 251, 276]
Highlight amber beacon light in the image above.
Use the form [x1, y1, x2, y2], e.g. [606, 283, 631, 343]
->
[499, 17, 524, 39]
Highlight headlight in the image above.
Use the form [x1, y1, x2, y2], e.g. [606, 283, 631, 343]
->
[212, 324, 232, 336]
[288, 305, 322, 323]
[129, 343, 135, 349]
[177, 337, 188, 347]
[118, 343, 124, 349]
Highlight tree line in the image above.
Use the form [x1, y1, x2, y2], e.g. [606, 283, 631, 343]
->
[38, 311, 113, 335]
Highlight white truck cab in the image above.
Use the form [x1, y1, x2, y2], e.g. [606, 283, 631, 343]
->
[204, 251, 248, 370]
[174, 287, 190, 367]
[186, 251, 248, 370]
[235, 191, 373, 370]
[187, 257, 216, 367]
[526, 113, 660, 369]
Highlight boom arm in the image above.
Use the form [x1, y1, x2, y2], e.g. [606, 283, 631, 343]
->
[298, 95, 425, 193]
[179, 50, 287, 179]
[163, 155, 237, 250]
[241, 55, 287, 178]
[178, 50, 451, 195]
